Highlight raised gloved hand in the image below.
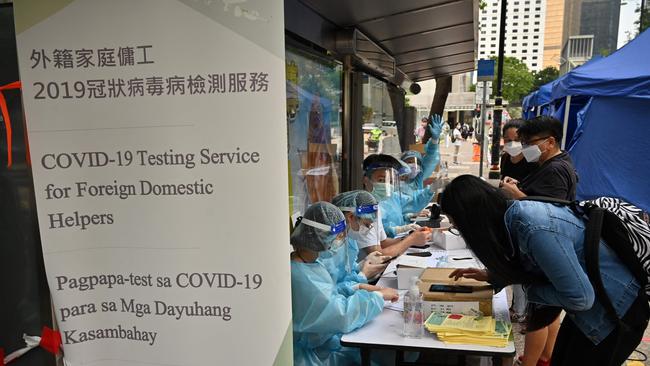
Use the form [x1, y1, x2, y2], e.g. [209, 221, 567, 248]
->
[428, 114, 444, 142]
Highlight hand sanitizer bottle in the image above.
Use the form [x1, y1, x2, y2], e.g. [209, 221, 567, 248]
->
[403, 276, 424, 338]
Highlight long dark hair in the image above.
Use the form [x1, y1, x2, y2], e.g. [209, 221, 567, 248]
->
[440, 175, 538, 285]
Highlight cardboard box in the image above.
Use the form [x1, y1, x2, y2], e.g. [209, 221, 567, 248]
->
[418, 268, 493, 316]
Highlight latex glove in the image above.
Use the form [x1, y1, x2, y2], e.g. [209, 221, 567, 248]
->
[376, 287, 400, 302]
[358, 283, 382, 292]
[428, 114, 444, 142]
[361, 262, 386, 279]
[365, 251, 391, 265]
[395, 223, 421, 234]
[407, 229, 430, 246]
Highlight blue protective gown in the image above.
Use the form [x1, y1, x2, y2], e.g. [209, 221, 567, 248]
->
[318, 238, 367, 296]
[403, 141, 440, 196]
[377, 189, 433, 237]
[291, 260, 384, 366]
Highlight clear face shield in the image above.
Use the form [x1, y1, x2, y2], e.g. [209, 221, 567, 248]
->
[340, 203, 380, 271]
[367, 167, 402, 202]
[298, 217, 347, 251]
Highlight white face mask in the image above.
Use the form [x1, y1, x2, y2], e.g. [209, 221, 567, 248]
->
[503, 141, 523, 156]
[521, 144, 542, 162]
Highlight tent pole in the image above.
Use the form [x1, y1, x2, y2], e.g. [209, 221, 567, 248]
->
[536, 106, 541, 117]
[561, 95, 571, 149]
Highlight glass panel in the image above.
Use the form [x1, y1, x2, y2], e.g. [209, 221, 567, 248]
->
[286, 47, 343, 218]
[362, 74, 396, 158]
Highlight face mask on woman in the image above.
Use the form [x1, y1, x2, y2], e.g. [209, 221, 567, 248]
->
[504, 141, 523, 156]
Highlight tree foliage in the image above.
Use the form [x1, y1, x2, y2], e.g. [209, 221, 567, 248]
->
[531, 66, 559, 91]
[490, 56, 534, 105]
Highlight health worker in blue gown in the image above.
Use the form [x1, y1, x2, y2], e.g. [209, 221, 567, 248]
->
[326, 190, 391, 287]
[362, 154, 434, 238]
[290, 202, 399, 366]
[400, 114, 444, 197]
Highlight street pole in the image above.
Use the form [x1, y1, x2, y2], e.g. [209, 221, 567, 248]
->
[641, 0, 646, 34]
[479, 80, 487, 177]
[488, 0, 508, 179]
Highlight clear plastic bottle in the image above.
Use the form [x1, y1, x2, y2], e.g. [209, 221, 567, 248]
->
[403, 276, 424, 338]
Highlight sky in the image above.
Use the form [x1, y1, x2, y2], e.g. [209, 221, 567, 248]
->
[618, 0, 643, 48]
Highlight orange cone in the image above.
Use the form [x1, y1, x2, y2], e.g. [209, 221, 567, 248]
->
[472, 143, 481, 162]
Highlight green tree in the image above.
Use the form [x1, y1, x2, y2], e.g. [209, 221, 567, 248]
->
[490, 56, 534, 105]
[531, 66, 559, 91]
[635, 4, 650, 34]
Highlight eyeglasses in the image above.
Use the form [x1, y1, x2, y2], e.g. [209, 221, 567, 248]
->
[522, 136, 550, 148]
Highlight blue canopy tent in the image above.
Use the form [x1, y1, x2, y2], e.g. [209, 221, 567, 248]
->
[522, 74, 565, 120]
[550, 29, 650, 212]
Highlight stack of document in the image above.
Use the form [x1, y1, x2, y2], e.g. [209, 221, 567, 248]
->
[424, 312, 512, 347]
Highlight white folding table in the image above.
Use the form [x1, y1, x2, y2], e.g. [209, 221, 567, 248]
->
[341, 248, 516, 365]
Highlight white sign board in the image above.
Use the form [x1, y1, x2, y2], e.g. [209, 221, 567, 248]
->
[14, 0, 292, 365]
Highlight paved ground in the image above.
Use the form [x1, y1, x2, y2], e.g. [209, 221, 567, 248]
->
[436, 139, 650, 365]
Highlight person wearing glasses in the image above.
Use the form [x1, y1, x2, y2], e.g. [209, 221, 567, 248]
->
[499, 116, 578, 366]
[290, 202, 399, 366]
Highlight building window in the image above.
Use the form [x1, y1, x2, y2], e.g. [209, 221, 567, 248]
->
[512, 36, 518, 40]
[512, 43, 517, 47]
[492, 16, 497, 20]
[535, 14, 540, 18]
[532, 63, 537, 67]
[491, 37, 497, 41]
[491, 51, 496, 55]
[534, 21, 540, 25]
[522, 56, 527, 60]
[481, 38, 486, 41]
[491, 44, 497, 47]
[533, 42, 539, 46]
[492, 30, 497, 34]
[522, 49, 527, 53]
[523, 43, 528, 46]
[523, 35, 528, 39]
[492, 23, 497, 27]
[480, 51, 486, 55]
[533, 35, 539, 39]
[492, 9, 497, 13]
[535, 7, 540, 10]
[524, 15, 529, 18]
[482, 17, 487, 21]
[534, 28, 539, 32]
[524, 22, 529, 25]
[532, 56, 538, 59]
[513, 15, 519, 19]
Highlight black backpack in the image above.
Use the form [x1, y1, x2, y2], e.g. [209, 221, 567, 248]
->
[524, 196, 650, 322]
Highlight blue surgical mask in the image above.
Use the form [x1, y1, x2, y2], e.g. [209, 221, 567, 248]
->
[372, 182, 393, 200]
